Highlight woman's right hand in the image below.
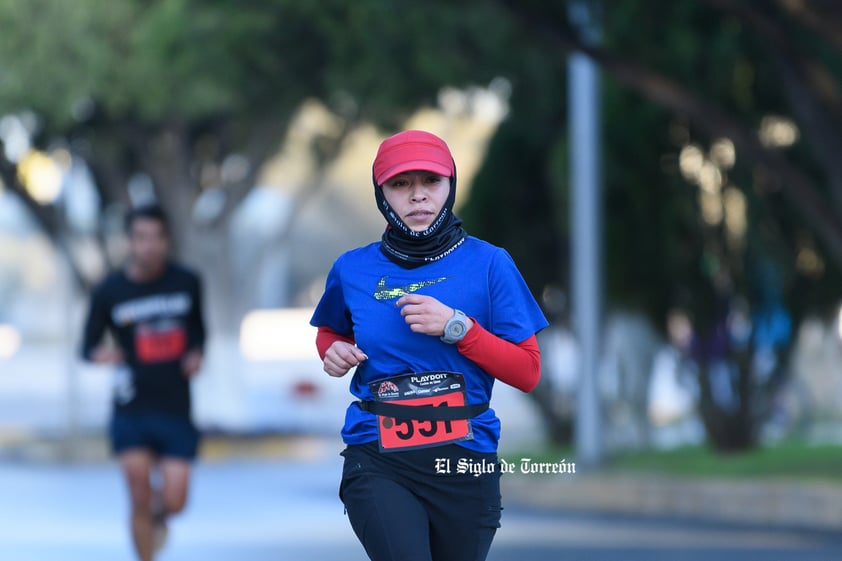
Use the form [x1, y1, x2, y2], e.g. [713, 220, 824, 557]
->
[323, 341, 368, 377]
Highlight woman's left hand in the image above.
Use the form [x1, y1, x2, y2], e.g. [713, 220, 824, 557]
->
[396, 294, 472, 337]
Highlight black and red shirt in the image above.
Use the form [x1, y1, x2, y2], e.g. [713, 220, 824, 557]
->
[81, 263, 206, 418]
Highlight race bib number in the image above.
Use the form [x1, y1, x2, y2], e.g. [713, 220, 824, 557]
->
[135, 321, 186, 363]
[369, 371, 473, 452]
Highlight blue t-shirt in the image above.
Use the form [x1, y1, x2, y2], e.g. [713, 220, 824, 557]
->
[310, 237, 548, 453]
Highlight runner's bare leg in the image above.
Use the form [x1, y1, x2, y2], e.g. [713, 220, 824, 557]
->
[119, 449, 155, 561]
[159, 458, 192, 516]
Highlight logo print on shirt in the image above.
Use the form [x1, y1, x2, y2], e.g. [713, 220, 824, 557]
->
[373, 276, 447, 301]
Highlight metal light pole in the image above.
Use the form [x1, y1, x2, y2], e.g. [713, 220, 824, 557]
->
[569, 0, 603, 467]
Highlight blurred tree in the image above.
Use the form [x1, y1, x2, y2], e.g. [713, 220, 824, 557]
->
[469, 0, 842, 451]
[3, 0, 842, 449]
[0, 0, 511, 328]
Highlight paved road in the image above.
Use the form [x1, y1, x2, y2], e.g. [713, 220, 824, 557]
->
[1, 445, 841, 561]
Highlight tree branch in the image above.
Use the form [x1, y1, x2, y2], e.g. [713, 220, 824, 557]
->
[0, 158, 90, 289]
[498, 0, 842, 270]
[214, 111, 294, 227]
[703, 0, 842, 217]
[776, 0, 842, 57]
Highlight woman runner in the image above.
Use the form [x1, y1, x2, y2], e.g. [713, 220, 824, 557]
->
[310, 129, 548, 561]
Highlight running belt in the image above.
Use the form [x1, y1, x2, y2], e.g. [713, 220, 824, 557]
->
[358, 400, 489, 421]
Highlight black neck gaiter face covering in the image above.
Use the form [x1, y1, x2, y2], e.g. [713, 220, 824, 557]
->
[374, 167, 467, 269]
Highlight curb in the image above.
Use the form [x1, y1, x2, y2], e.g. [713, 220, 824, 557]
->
[502, 472, 842, 531]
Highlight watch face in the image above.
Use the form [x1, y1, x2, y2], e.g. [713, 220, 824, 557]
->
[450, 323, 465, 337]
[442, 310, 468, 343]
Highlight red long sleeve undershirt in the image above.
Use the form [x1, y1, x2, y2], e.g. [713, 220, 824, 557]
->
[316, 326, 355, 359]
[315, 322, 541, 393]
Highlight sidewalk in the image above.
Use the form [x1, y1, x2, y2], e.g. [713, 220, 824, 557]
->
[503, 470, 842, 531]
[0, 432, 349, 465]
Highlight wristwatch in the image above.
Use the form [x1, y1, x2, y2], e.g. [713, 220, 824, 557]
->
[441, 309, 469, 344]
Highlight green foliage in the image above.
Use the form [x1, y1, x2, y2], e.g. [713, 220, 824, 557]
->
[3, 0, 842, 450]
[0, 0, 127, 128]
[460, 53, 569, 300]
[612, 441, 842, 482]
[0, 0, 517, 133]
[600, 84, 677, 323]
[0, 0, 317, 127]
[460, 1, 842, 451]
[505, 440, 842, 481]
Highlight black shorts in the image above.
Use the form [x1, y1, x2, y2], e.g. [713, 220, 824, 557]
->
[339, 441, 501, 561]
[110, 411, 200, 460]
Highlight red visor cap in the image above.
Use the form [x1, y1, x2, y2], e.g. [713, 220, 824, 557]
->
[373, 130, 455, 186]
